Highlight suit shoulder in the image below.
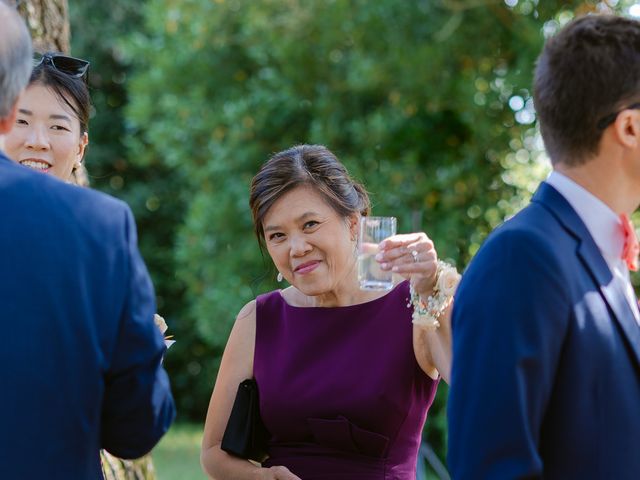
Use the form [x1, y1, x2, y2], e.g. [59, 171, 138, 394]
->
[2, 160, 130, 214]
[52, 184, 133, 235]
[456, 202, 573, 321]
[480, 204, 561, 259]
[8, 166, 134, 242]
[464, 203, 575, 297]
[66, 184, 130, 216]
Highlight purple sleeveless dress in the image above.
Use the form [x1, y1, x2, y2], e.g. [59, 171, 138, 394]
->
[254, 280, 439, 480]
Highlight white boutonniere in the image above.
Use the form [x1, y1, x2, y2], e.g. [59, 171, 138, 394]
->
[154, 314, 175, 349]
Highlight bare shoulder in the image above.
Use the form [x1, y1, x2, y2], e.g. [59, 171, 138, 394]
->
[213, 299, 258, 390]
[228, 299, 257, 352]
[236, 299, 257, 324]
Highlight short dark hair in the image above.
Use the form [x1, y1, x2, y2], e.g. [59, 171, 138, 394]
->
[30, 52, 91, 134]
[534, 14, 640, 165]
[249, 145, 370, 248]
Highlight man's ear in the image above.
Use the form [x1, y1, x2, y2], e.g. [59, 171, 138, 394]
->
[0, 102, 18, 135]
[613, 108, 640, 149]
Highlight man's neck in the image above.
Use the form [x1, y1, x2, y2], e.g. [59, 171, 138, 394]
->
[554, 161, 639, 216]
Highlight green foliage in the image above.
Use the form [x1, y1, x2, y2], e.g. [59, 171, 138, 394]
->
[70, 0, 205, 419]
[73, 0, 636, 465]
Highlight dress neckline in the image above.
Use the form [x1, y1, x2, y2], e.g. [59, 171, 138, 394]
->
[276, 280, 408, 310]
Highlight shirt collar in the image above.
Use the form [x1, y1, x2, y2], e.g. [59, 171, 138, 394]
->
[546, 171, 623, 262]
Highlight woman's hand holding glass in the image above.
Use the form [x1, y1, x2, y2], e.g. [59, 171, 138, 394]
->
[377, 232, 452, 382]
[375, 233, 438, 296]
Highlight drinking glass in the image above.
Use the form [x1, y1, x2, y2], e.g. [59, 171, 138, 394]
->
[357, 216, 397, 291]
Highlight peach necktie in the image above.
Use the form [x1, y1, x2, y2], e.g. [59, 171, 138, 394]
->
[620, 213, 639, 271]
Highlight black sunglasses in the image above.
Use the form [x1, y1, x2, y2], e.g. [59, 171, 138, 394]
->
[34, 53, 90, 79]
[597, 102, 640, 130]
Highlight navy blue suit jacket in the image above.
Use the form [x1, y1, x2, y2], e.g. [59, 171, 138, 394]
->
[0, 155, 175, 478]
[448, 182, 640, 479]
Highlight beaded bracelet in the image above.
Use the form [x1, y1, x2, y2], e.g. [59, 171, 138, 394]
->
[409, 260, 460, 329]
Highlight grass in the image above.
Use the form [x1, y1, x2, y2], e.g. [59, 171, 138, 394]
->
[152, 423, 207, 480]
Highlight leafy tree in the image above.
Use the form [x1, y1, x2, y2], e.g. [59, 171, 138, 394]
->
[69, 0, 197, 417]
[83, 0, 635, 462]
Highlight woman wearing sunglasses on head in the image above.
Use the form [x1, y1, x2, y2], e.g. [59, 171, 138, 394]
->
[4, 52, 158, 480]
[5, 53, 90, 184]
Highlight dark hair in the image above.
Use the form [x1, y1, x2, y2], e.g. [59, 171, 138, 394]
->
[30, 51, 91, 134]
[534, 14, 640, 166]
[249, 144, 370, 248]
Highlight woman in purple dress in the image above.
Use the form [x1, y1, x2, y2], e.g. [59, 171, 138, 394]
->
[201, 145, 454, 479]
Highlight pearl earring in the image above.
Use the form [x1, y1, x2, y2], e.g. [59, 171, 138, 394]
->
[277, 272, 283, 282]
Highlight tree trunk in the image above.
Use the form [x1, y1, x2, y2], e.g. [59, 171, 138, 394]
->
[15, 0, 70, 54]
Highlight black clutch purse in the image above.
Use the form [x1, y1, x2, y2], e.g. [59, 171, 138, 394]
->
[220, 378, 270, 462]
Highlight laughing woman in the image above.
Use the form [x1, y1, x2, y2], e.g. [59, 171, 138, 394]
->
[202, 145, 457, 480]
[4, 52, 156, 480]
[5, 53, 89, 182]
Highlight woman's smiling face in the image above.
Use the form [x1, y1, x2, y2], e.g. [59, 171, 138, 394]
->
[263, 185, 359, 297]
[5, 83, 87, 181]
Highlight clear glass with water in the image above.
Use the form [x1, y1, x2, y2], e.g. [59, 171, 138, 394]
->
[357, 216, 396, 291]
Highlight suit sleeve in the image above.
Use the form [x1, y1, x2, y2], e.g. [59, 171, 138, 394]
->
[447, 228, 570, 479]
[101, 205, 176, 459]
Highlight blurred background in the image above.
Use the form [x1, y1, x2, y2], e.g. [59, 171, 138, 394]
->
[17, 0, 640, 478]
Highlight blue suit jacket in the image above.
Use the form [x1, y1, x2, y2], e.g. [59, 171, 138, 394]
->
[0, 155, 175, 478]
[448, 182, 640, 479]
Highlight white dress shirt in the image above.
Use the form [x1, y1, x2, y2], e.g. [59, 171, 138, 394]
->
[546, 171, 639, 323]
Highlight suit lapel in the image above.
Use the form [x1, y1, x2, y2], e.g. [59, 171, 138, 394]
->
[532, 182, 640, 368]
